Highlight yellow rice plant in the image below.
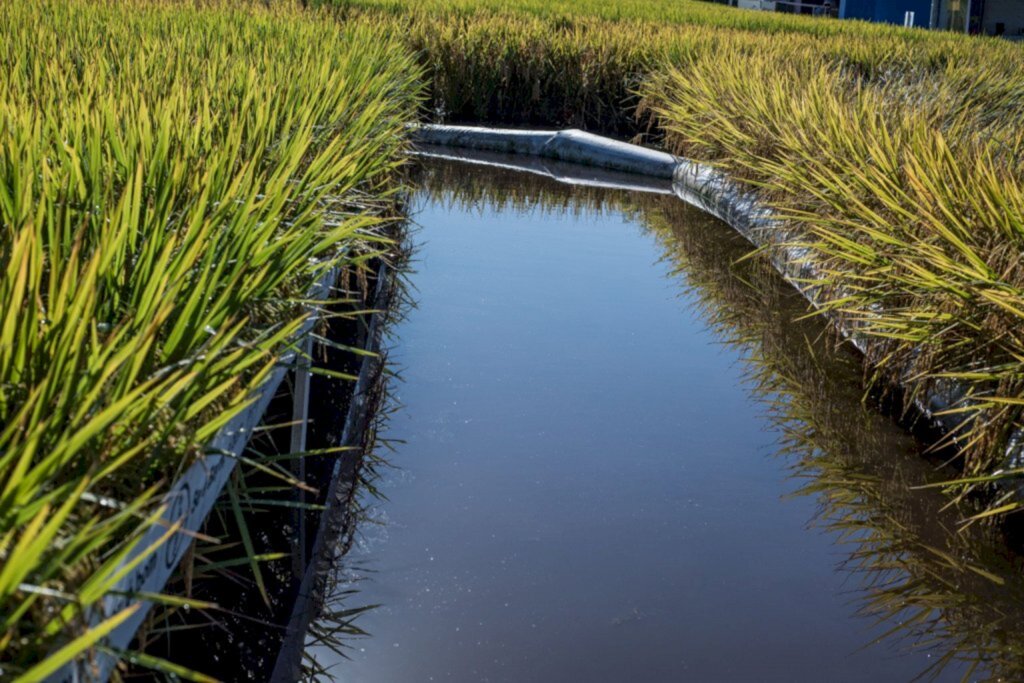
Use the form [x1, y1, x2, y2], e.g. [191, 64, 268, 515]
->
[339, 0, 1024, 136]
[643, 37, 1024, 502]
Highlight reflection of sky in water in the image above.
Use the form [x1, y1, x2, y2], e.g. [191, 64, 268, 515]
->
[303, 158, 1024, 682]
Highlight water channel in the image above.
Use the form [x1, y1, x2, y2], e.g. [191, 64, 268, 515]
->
[301, 153, 1024, 682]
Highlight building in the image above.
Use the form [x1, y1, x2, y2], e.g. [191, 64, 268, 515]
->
[716, 0, 1024, 36]
[838, 0, 931, 26]
[838, 0, 1024, 36]
[735, 0, 837, 16]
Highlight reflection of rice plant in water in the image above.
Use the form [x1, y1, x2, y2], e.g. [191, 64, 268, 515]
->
[0, 0, 421, 677]
[645, 201, 1024, 681]
[414, 158, 1024, 679]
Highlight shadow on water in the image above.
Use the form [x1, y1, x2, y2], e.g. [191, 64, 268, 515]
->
[301, 156, 1024, 682]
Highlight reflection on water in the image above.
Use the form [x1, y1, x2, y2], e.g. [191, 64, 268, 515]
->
[641, 198, 1024, 681]
[302, 157, 1024, 682]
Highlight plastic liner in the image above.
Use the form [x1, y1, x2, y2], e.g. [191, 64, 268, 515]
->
[268, 266, 392, 683]
[415, 124, 677, 178]
[412, 123, 1024, 472]
[415, 145, 674, 195]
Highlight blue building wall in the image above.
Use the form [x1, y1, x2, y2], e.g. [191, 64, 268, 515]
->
[839, 0, 933, 26]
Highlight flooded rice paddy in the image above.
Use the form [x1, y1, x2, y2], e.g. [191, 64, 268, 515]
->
[303, 155, 1024, 682]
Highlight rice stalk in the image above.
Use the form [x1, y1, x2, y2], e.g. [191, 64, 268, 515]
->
[0, 0, 422, 675]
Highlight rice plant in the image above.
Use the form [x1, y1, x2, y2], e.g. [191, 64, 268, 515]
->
[332, 0, 1024, 136]
[8, 0, 1024, 675]
[641, 37, 1024, 504]
[0, 0, 421, 677]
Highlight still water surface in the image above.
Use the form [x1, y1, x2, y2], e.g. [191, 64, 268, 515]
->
[305, 156, 1024, 682]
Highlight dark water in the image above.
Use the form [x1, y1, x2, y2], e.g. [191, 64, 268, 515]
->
[303, 157, 1024, 682]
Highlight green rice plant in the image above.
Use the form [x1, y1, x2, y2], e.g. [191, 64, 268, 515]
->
[0, 0, 421, 676]
[7, 0, 1024, 672]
